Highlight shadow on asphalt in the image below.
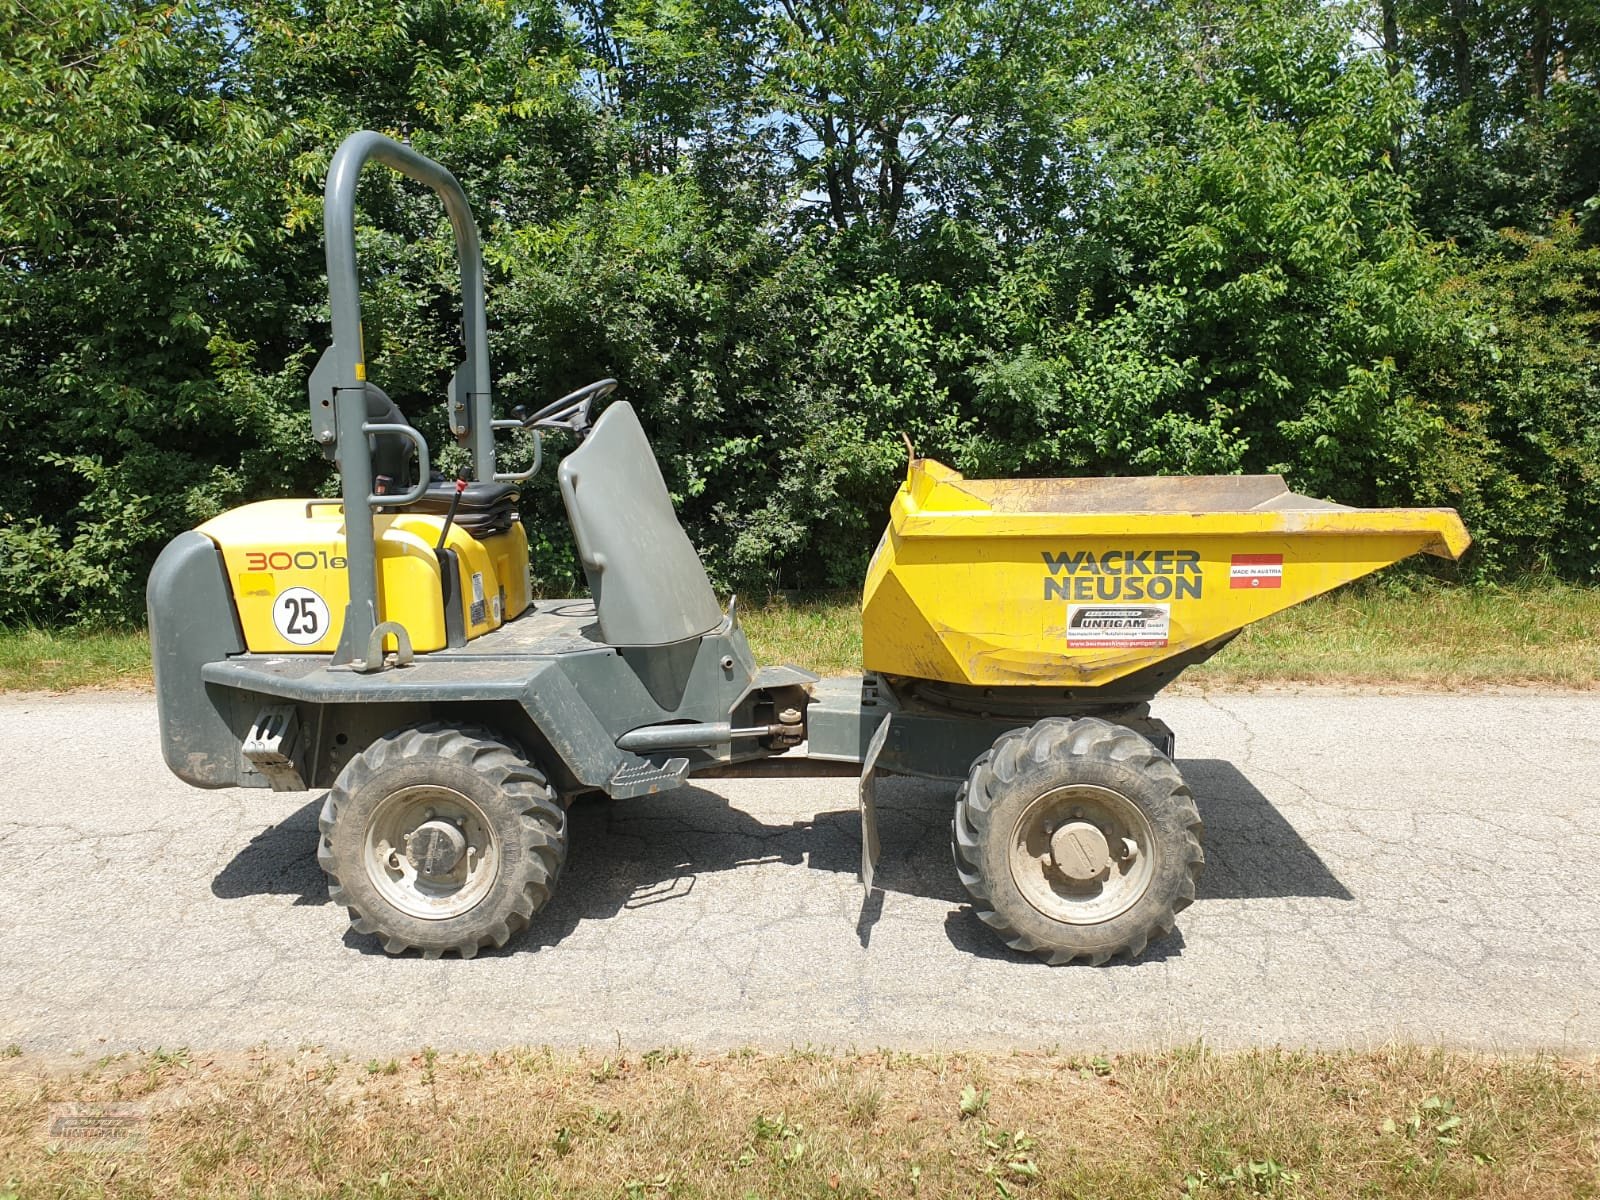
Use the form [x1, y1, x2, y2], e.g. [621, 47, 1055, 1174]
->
[209, 759, 1349, 959]
[1183, 759, 1354, 902]
[210, 798, 326, 905]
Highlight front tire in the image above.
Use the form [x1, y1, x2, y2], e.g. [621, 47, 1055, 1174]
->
[317, 723, 566, 958]
[952, 717, 1203, 965]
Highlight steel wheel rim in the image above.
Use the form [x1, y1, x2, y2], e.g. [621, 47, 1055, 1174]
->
[363, 785, 499, 920]
[1008, 783, 1156, 925]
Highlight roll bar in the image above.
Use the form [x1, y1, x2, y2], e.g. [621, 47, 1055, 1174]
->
[313, 132, 503, 667]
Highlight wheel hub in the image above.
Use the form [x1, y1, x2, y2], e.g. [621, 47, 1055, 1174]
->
[406, 820, 467, 876]
[1008, 783, 1157, 926]
[363, 784, 499, 921]
[1049, 820, 1110, 881]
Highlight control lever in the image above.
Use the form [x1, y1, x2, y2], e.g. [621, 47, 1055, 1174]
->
[434, 469, 470, 552]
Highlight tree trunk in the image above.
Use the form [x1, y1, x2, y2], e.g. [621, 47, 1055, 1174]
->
[1382, 0, 1400, 79]
[820, 112, 850, 231]
[1529, 3, 1551, 109]
[1449, 0, 1476, 138]
[1382, 0, 1402, 165]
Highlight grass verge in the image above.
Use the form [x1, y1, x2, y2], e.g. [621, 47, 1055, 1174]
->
[0, 626, 151, 692]
[745, 582, 1600, 688]
[2, 1045, 1596, 1198]
[3, 583, 1597, 692]
[1183, 581, 1600, 689]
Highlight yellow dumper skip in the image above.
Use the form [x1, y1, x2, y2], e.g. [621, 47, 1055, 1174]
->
[862, 459, 1472, 689]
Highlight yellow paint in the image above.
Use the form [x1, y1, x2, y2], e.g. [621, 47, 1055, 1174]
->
[199, 499, 530, 654]
[354, 362, 366, 382]
[861, 459, 1472, 688]
[237, 571, 274, 598]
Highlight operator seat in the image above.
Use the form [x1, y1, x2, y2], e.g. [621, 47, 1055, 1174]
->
[409, 478, 520, 538]
[558, 401, 722, 647]
[363, 382, 520, 537]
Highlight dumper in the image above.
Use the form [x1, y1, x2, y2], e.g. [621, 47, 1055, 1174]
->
[815, 456, 1471, 962]
[149, 131, 1472, 966]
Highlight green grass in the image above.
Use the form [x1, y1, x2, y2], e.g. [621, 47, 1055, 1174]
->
[0, 626, 151, 692]
[5, 583, 1598, 692]
[740, 593, 867, 675]
[1184, 581, 1600, 689]
[3, 1044, 1596, 1198]
[740, 582, 1600, 688]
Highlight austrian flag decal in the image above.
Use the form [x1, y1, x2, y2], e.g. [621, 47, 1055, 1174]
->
[1230, 553, 1283, 589]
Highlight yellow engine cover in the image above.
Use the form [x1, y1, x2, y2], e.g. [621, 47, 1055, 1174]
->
[861, 459, 1471, 689]
[199, 499, 531, 654]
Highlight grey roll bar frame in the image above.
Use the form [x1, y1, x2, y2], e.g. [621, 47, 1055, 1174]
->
[317, 131, 532, 666]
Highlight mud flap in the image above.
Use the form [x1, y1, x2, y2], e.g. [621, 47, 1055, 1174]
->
[859, 714, 891, 896]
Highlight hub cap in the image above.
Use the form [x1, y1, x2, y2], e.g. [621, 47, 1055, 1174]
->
[1049, 821, 1110, 881]
[1009, 784, 1156, 925]
[406, 820, 468, 875]
[364, 785, 499, 920]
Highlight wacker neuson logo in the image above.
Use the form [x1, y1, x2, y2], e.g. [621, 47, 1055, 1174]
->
[1042, 548, 1203, 602]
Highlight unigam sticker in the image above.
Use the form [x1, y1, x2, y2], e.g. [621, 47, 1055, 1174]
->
[1067, 604, 1170, 649]
[273, 586, 331, 646]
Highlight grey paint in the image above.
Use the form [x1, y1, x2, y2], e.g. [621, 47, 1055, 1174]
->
[146, 532, 248, 788]
[857, 715, 892, 892]
[558, 402, 723, 648]
[190, 600, 773, 797]
[806, 674, 1176, 781]
[318, 132, 500, 663]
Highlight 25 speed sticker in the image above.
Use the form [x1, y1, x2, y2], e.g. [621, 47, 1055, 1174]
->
[273, 586, 331, 645]
[1067, 604, 1170, 649]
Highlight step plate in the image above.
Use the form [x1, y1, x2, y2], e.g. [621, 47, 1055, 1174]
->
[609, 755, 691, 799]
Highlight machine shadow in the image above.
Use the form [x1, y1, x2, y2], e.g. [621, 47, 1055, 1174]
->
[1181, 758, 1353, 902]
[207, 756, 1349, 956]
[210, 797, 328, 905]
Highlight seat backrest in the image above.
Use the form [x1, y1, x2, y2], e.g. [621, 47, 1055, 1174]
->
[558, 402, 722, 647]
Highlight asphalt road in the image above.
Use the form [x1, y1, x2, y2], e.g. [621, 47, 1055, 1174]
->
[2, 690, 1596, 1055]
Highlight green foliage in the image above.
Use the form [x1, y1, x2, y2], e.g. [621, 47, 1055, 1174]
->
[0, 0, 1596, 625]
[0, 0, 319, 624]
[1405, 220, 1600, 578]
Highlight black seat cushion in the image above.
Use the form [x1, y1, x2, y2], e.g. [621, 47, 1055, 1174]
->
[406, 478, 520, 538]
[415, 478, 520, 510]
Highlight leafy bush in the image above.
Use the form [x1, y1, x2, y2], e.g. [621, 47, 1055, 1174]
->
[1, 0, 1596, 625]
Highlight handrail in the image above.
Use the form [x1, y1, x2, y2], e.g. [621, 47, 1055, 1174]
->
[490, 419, 543, 483]
[361, 422, 431, 506]
[320, 131, 495, 665]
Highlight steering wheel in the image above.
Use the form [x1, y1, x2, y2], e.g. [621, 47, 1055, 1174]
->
[514, 378, 616, 437]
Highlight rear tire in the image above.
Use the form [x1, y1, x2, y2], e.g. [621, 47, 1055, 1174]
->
[952, 717, 1202, 965]
[317, 723, 566, 958]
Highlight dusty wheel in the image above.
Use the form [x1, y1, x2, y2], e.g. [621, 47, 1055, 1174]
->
[951, 717, 1203, 965]
[317, 723, 566, 958]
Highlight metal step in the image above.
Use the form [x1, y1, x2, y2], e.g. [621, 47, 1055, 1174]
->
[608, 754, 690, 799]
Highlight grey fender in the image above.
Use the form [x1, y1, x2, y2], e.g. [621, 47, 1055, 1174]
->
[147, 531, 248, 787]
[516, 661, 629, 790]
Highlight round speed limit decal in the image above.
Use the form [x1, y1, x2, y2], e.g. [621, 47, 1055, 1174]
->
[273, 586, 331, 646]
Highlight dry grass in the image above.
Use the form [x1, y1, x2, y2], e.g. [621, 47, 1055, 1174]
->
[1, 1045, 1596, 1198]
[4, 582, 1598, 692]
